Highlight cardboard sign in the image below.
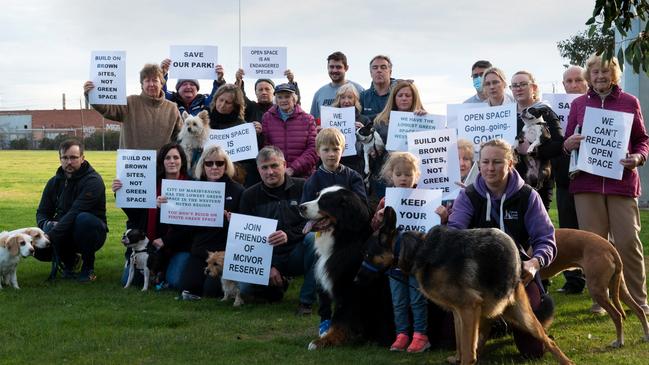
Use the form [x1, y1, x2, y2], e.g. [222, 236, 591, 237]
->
[408, 129, 462, 200]
[115, 149, 157, 208]
[320, 106, 357, 157]
[542, 93, 581, 131]
[242, 47, 287, 78]
[222, 214, 277, 285]
[89, 51, 126, 105]
[169, 45, 218, 80]
[384, 188, 443, 232]
[576, 107, 633, 180]
[457, 103, 517, 151]
[386, 111, 446, 151]
[160, 180, 225, 227]
[205, 123, 258, 162]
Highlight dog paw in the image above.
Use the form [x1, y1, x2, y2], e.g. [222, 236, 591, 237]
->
[233, 297, 244, 307]
[307, 341, 318, 351]
[610, 339, 624, 348]
[446, 355, 460, 364]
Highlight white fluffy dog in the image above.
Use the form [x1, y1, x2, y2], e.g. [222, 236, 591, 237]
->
[0, 232, 35, 289]
[178, 110, 210, 174]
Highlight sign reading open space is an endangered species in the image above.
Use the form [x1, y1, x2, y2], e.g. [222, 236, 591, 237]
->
[223, 214, 277, 285]
[457, 103, 517, 150]
[242, 47, 287, 78]
[89, 51, 126, 105]
[169, 45, 218, 80]
[115, 149, 157, 208]
[320, 106, 357, 157]
[160, 180, 225, 227]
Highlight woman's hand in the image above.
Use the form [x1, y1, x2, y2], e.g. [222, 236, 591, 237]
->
[563, 133, 584, 152]
[621, 153, 644, 170]
[83, 81, 95, 95]
[521, 258, 540, 285]
[224, 210, 232, 222]
[435, 205, 449, 224]
[156, 195, 168, 208]
[252, 121, 262, 134]
[111, 179, 123, 193]
[152, 238, 164, 249]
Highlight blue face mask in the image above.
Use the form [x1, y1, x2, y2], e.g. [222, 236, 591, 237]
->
[473, 76, 483, 91]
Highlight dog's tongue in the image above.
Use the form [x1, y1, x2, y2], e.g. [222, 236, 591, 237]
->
[303, 220, 316, 234]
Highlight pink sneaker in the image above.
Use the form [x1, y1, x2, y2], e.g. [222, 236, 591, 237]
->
[389, 333, 410, 352]
[407, 332, 431, 353]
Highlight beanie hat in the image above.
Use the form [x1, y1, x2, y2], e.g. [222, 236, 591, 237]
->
[255, 79, 275, 89]
[176, 79, 200, 92]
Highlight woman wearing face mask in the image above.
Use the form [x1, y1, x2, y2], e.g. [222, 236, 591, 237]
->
[481, 67, 516, 106]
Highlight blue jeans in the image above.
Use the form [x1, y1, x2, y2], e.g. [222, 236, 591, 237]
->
[121, 252, 190, 289]
[390, 272, 428, 334]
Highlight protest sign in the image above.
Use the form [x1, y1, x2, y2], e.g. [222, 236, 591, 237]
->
[169, 45, 218, 80]
[384, 187, 443, 232]
[115, 149, 157, 208]
[88, 51, 126, 105]
[205, 123, 258, 162]
[457, 103, 517, 151]
[576, 107, 633, 180]
[542, 93, 581, 131]
[242, 47, 287, 78]
[446, 103, 483, 130]
[320, 106, 357, 157]
[222, 214, 277, 285]
[386, 111, 446, 151]
[160, 180, 225, 227]
[408, 129, 462, 200]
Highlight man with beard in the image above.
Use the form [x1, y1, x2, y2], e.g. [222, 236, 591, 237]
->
[310, 51, 364, 120]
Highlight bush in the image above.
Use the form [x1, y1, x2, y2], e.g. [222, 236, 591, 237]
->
[84, 130, 120, 150]
[9, 138, 30, 150]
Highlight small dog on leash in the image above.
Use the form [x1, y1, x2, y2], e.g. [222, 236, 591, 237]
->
[355, 122, 385, 184]
[122, 229, 151, 291]
[204, 250, 243, 307]
[178, 110, 210, 174]
[518, 106, 552, 189]
[0, 232, 35, 289]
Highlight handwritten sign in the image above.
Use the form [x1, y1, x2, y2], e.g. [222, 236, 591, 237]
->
[542, 93, 581, 131]
[384, 187, 443, 232]
[242, 47, 287, 78]
[115, 149, 157, 208]
[457, 103, 517, 151]
[205, 123, 258, 162]
[320, 106, 357, 157]
[169, 45, 218, 80]
[89, 51, 126, 105]
[222, 214, 277, 285]
[576, 107, 633, 180]
[386, 111, 446, 151]
[408, 129, 462, 200]
[160, 180, 225, 227]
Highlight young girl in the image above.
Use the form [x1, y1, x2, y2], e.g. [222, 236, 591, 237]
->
[370, 152, 430, 353]
[435, 138, 475, 224]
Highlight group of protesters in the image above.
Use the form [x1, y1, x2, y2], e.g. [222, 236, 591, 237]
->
[32, 50, 648, 357]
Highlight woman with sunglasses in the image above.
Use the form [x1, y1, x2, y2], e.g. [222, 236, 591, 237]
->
[177, 145, 244, 300]
[510, 71, 564, 210]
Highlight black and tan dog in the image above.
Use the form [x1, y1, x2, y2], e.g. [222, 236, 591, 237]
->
[360, 207, 572, 365]
[541, 228, 649, 347]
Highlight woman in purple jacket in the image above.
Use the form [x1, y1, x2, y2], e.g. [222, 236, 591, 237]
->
[563, 54, 649, 313]
[261, 83, 318, 178]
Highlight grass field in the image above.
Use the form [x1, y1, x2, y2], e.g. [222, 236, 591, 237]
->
[1, 150, 648, 364]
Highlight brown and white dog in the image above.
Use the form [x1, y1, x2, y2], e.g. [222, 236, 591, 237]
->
[204, 250, 243, 307]
[1, 227, 50, 249]
[0, 232, 35, 289]
[541, 228, 649, 347]
[122, 229, 150, 291]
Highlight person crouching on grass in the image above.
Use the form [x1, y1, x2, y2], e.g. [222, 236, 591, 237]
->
[370, 152, 430, 353]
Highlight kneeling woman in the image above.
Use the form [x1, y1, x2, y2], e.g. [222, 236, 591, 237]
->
[179, 145, 244, 299]
[447, 139, 556, 358]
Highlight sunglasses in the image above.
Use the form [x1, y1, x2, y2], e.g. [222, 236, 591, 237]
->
[204, 160, 225, 167]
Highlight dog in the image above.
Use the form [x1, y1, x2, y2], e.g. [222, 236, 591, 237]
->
[541, 228, 649, 347]
[517, 106, 552, 189]
[0, 232, 35, 289]
[1, 227, 50, 249]
[300, 186, 395, 349]
[359, 206, 573, 365]
[204, 250, 244, 307]
[121, 228, 151, 291]
[355, 122, 385, 184]
[178, 110, 210, 174]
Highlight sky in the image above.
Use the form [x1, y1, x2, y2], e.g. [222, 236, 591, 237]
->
[0, 0, 595, 114]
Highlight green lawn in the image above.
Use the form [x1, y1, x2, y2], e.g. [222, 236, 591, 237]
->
[0, 150, 648, 364]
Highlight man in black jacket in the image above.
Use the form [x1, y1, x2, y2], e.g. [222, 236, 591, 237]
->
[238, 146, 315, 310]
[35, 139, 107, 282]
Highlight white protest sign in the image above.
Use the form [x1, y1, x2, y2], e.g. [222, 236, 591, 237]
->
[457, 103, 517, 151]
[169, 45, 218, 80]
[384, 188, 443, 232]
[242, 47, 287, 78]
[386, 111, 446, 151]
[408, 129, 462, 200]
[320, 106, 357, 157]
[446, 103, 483, 130]
[576, 107, 633, 180]
[222, 214, 277, 285]
[542, 93, 581, 131]
[205, 123, 258, 162]
[89, 51, 126, 105]
[115, 149, 157, 208]
[160, 180, 225, 227]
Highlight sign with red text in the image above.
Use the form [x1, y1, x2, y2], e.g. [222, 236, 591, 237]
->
[320, 106, 357, 157]
[170, 45, 218, 80]
[160, 180, 225, 227]
[385, 188, 443, 232]
[408, 129, 462, 200]
[205, 123, 258, 162]
[89, 51, 126, 105]
[223, 214, 277, 285]
[115, 149, 157, 208]
[242, 47, 287, 78]
[457, 104, 517, 151]
[386, 111, 446, 151]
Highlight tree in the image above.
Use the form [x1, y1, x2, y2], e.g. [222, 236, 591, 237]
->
[557, 26, 615, 67]
[588, 0, 649, 74]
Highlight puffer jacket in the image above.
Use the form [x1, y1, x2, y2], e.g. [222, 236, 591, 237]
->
[261, 104, 318, 178]
[565, 85, 649, 197]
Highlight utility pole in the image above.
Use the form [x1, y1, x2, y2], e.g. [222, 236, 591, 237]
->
[79, 98, 84, 143]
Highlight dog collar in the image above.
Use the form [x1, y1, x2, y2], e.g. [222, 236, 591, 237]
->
[133, 248, 148, 254]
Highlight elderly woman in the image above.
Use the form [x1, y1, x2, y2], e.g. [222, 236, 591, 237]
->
[481, 67, 516, 106]
[330, 83, 371, 176]
[177, 145, 244, 300]
[511, 70, 564, 210]
[261, 83, 318, 178]
[563, 54, 649, 313]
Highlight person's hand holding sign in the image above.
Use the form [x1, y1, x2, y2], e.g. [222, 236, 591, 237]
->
[621, 153, 644, 170]
[268, 230, 288, 246]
